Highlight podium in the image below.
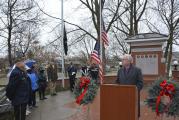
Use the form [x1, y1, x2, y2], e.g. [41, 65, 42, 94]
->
[100, 84, 138, 120]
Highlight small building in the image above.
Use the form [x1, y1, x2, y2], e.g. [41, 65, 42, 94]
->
[172, 52, 179, 67]
[126, 33, 168, 83]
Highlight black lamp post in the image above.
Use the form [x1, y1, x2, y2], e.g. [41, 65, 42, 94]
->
[119, 62, 122, 68]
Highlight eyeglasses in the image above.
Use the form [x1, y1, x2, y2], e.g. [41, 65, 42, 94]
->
[122, 59, 128, 60]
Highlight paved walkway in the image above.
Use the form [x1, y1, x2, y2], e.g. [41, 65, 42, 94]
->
[27, 89, 179, 120]
[26, 91, 79, 120]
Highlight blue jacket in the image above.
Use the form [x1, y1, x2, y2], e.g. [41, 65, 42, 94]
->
[27, 71, 39, 91]
[6, 67, 31, 106]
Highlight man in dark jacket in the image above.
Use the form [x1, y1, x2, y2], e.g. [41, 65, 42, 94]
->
[116, 54, 143, 118]
[67, 62, 77, 92]
[6, 62, 30, 120]
[81, 65, 87, 77]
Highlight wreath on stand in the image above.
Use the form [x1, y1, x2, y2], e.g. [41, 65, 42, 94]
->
[73, 76, 99, 119]
[74, 76, 99, 105]
[146, 79, 179, 119]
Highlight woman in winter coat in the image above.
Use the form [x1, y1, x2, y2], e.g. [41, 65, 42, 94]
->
[27, 66, 39, 107]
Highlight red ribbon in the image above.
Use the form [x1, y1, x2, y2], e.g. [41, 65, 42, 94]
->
[156, 80, 175, 116]
[76, 77, 90, 105]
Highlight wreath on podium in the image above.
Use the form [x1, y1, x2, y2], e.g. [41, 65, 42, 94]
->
[74, 76, 98, 105]
[146, 79, 179, 117]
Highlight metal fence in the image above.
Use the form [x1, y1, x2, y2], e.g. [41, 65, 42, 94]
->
[0, 87, 13, 120]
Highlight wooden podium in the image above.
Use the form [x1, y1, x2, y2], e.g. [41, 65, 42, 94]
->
[100, 84, 138, 120]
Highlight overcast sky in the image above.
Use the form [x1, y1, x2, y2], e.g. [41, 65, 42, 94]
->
[36, 0, 97, 57]
[38, 0, 89, 44]
[0, 0, 178, 57]
[38, 0, 179, 52]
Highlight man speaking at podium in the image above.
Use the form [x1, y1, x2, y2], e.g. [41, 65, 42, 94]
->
[116, 54, 143, 118]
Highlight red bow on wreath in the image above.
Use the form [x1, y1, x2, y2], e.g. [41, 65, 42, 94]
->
[156, 80, 175, 116]
[76, 77, 90, 105]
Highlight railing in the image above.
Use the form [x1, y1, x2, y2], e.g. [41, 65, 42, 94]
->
[0, 87, 6, 103]
[0, 87, 12, 115]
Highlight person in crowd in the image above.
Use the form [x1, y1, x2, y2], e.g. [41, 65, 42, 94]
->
[26, 67, 32, 116]
[88, 63, 99, 83]
[47, 63, 58, 96]
[7, 65, 16, 78]
[6, 62, 31, 120]
[81, 65, 87, 77]
[116, 54, 143, 118]
[38, 66, 47, 100]
[27, 65, 39, 107]
[67, 62, 77, 92]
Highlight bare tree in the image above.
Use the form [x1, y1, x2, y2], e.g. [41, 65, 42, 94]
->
[36, 0, 102, 64]
[79, 0, 100, 39]
[112, 0, 147, 37]
[102, 0, 148, 54]
[12, 22, 40, 58]
[32, 0, 147, 64]
[0, 0, 42, 66]
[151, 0, 179, 77]
[111, 29, 129, 54]
[77, 0, 127, 58]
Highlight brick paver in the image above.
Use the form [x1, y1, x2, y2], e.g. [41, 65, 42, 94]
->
[27, 88, 179, 120]
[65, 88, 178, 120]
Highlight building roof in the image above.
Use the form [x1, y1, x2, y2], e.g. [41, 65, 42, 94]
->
[125, 33, 168, 43]
[173, 52, 179, 60]
[126, 33, 168, 40]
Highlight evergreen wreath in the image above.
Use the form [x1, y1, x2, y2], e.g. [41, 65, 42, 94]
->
[74, 76, 98, 105]
[146, 79, 179, 117]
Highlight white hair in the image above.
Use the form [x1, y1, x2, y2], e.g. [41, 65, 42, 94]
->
[7, 64, 30, 78]
[121, 54, 133, 63]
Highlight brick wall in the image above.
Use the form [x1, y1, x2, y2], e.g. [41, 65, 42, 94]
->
[55, 75, 155, 88]
[172, 70, 179, 82]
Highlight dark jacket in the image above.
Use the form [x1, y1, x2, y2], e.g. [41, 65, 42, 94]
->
[116, 65, 143, 91]
[116, 65, 143, 117]
[38, 71, 47, 88]
[6, 67, 30, 106]
[67, 65, 77, 77]
[47, 64, 58, 81]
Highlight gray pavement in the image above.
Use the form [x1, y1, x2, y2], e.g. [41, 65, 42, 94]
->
[26, 91, 78, 120]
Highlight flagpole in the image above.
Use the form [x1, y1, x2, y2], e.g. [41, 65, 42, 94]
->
[61, 0, 65, 88]
[100, 0, 103, 84]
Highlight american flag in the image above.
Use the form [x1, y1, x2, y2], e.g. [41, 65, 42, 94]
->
[91, 42, 100, 64]
[102, 21, 109, 47]
[91, 41, 104, 84]
[90, 21, 109, 84]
